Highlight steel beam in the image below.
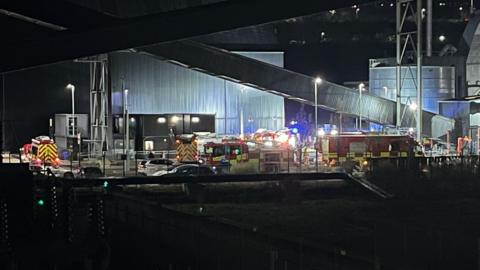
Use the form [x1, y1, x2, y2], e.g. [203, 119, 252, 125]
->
[1, 0, 116, 31]
[426, 0, 432, 57]
[396, 0, 424, 139]
[141, 41, 394, 123]
[417, 0, 423, 140]
[0, 0, 376, 72]
[138, 40, 452, 138]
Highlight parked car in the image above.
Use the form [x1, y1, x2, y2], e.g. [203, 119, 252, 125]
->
[79, 167, 103, 178]
[138, 158, 174, 176]
[59, 166, 102, 179]
[166, 164, 216, 177]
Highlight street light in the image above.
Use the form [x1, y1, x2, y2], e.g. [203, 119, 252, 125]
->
[314, 77, 322, 172]
[123, 89, 129, 176]
[66, 84, 75, 136]
[358, 83, 365, 130]
[409, 102, 418, 111]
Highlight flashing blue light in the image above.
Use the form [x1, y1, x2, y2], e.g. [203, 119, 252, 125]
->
[292, 128, 299, 134]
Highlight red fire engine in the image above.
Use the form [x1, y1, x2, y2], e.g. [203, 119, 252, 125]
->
[319, 134, 416, 163]
[22, 136, 60, 168]
[203, 139, 249, 165]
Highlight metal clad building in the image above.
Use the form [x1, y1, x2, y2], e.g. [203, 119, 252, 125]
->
[369, 66, 455, 114]
[110, 51, 285, 135]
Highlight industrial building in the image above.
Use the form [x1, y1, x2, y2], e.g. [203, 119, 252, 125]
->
[109, 51, 285, 152]
[0, 0, 479, 156]
[109, 52, 285, 150]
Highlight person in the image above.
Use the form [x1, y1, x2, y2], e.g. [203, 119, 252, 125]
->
[148, 151, 154, 159]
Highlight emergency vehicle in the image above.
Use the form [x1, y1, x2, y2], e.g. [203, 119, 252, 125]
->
[252, 129, 276, 143]
[319, 134, 416, 164]
[22, 136, 60, 169]
[176, 134, 198, 162]
[203, 139, 249, 165]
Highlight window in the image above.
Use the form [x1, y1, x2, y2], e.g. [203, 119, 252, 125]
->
[178, 167, 195, 175]
[200, 167, 214, 175]
[229, 146, 241, 155]
[150, 159, 172, 165]
[390, 141, 401, 152]
[145, 141, 154, 151]
[67, 116, 78, 136]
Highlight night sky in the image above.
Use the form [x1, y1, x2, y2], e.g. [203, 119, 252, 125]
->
[1, 62, 90, 150]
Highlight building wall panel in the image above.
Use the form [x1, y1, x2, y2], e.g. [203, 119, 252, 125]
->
[110, 52, 284, 135]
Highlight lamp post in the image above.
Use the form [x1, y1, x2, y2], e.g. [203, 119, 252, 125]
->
[314, 77, 322, 172]
[123, 89, 129, 175]
[66, 84, 75, 136]
[358, 83, 365, 131]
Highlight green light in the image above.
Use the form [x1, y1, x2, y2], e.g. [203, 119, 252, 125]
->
[37, 199, 45, 206]
[103, 181, 109, 188]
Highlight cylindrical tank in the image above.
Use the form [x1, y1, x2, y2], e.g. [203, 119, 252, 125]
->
[369, 66, 455, 114]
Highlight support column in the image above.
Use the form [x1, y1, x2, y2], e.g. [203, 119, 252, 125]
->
[426, 0, 432, 57]
[0, 74, 4, 161]
[396, 1, 402, 127]
[417, 0, 423, 140]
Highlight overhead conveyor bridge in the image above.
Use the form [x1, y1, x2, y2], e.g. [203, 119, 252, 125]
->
[140, 41, 454, 138]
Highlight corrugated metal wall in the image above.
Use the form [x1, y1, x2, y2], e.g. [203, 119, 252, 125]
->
[465, 15, 480, 96]
[109, 52, 284, 135]
[369, 66, 455, 114]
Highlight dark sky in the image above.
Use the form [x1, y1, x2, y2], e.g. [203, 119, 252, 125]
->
[2, 62, 90, 151]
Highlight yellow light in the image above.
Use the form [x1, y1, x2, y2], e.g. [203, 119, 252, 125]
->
[288, 137, 296, 147]
[171, 116, 180, 123]
[191, 117, 200, 123]
[275, 133, 289, 143]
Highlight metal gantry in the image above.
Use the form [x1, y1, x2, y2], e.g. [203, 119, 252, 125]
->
[396, 0, 423, 140]
[76, 55, 109, 157]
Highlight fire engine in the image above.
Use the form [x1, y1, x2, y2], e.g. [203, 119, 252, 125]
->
[252, 129, 276, 143]
[319, 134, 416, 164]
[176, 134, 198, 162]
[203, 139, 249, 165]
[22, 136, 60, 169]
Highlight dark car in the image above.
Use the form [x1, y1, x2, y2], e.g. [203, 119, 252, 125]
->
[167, 164, 216, 177]
[79, 167, 103, 178]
